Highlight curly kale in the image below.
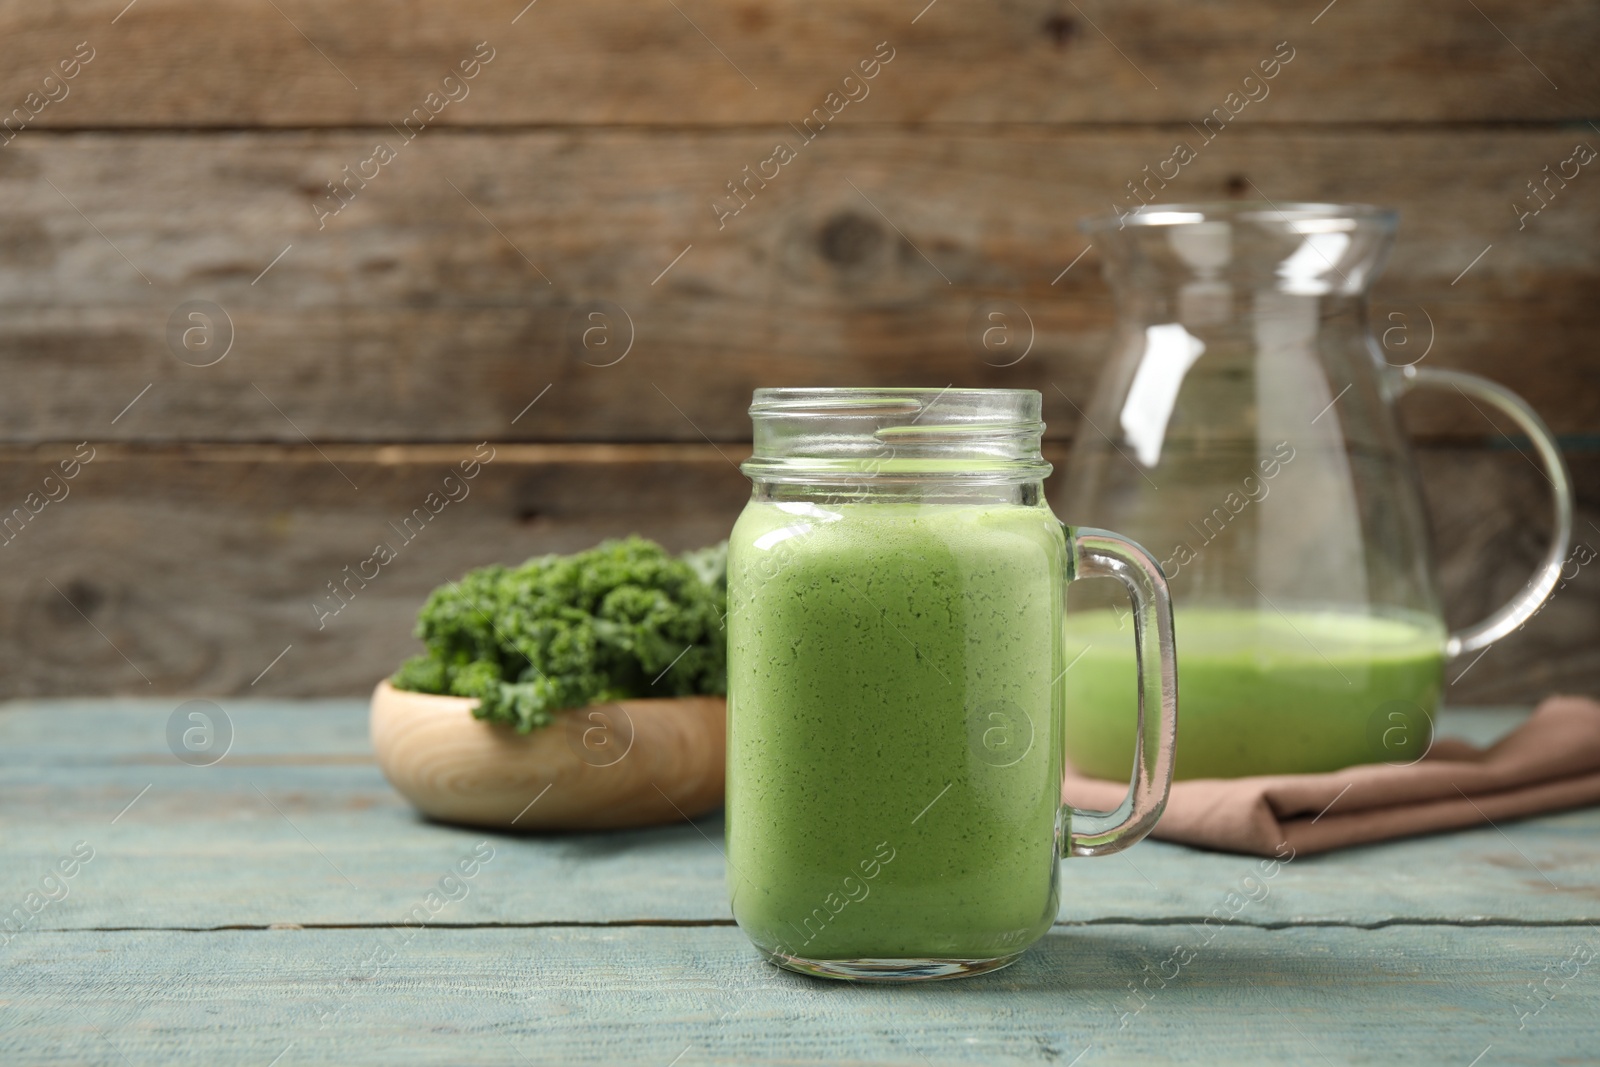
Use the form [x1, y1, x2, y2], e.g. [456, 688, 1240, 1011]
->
[391, 536, 727, 732]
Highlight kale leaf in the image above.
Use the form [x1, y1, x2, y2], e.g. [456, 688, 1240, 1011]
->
[390, 536, 727, 732]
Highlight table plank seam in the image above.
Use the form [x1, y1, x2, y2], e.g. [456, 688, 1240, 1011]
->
[30, 919, 743, 932]
[1056, 916, 1600, 930]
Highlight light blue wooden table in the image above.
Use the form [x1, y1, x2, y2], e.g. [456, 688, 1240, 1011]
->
[2, 702, 1597, 1065]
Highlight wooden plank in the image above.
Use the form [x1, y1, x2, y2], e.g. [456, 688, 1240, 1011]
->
[3, 702, 1598, 930]
[0, 128, 1596, 442]
[3, 925, 1597, 1064]
[0, 444, 1591, 700]
[0, 443, 751, 699]
[0, 0, 1592, 127]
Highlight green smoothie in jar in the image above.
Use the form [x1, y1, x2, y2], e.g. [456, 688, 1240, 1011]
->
[726, 501, 1067, 962]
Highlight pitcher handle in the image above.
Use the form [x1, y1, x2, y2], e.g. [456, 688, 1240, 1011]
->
[1061, 526, 1179, 857]
[1395, 366, 1574, 657]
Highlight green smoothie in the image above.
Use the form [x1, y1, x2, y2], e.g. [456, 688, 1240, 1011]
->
[1062, 608, 1446, 780]
[727, 501, 1068, 962]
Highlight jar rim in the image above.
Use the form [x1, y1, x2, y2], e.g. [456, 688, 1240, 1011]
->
[750, 386, 1042, 415]
[745, 387, 1051, 484]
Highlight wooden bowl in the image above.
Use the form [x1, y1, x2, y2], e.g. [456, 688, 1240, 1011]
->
[369, 680, 726, 830]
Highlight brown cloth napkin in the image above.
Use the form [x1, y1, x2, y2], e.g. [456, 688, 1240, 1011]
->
[1062, 695, 1600, 857]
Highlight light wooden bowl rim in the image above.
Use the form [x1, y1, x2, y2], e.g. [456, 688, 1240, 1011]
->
[370, 677, 725, 721]
[374, 677, 483, 715]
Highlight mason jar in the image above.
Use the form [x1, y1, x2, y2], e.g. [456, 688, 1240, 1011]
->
[725, 387, 1180, 981]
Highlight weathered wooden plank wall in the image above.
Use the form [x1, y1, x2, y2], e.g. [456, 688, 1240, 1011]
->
[0, 0, 1594, 699]
[0, 0, 1593, 124]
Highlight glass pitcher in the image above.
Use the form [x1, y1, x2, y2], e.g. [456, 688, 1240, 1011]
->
[726, 388, 1178, 980]
[1060, 203, 1573, 781]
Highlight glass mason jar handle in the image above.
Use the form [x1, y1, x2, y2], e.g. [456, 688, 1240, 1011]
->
[1395, 366, 1574, 657]
[1061, 526, 1179, 857]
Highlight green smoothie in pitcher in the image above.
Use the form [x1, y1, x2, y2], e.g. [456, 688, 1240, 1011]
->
[727, 501, 1067, 961]
[1063, 608, 1446, 780]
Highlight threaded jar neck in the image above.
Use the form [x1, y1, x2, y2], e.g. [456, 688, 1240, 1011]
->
[743, 388, 1052, 486]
